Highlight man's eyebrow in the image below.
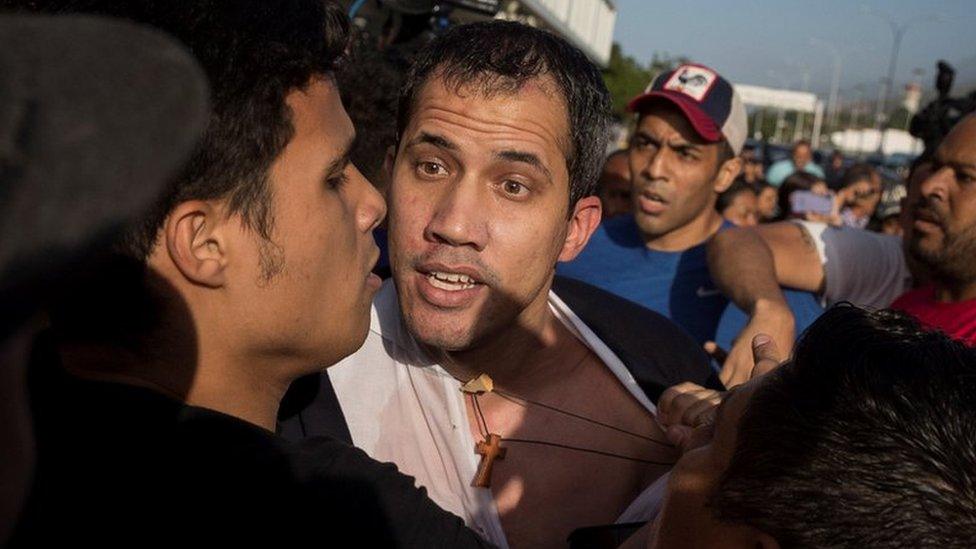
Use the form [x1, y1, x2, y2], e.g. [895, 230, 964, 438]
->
[495, 149, 553, 183]
[405, 131, 458, 151]
[325, 133, 357, 175]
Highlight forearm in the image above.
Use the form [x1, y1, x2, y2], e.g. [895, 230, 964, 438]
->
[707, 228, 788, 314]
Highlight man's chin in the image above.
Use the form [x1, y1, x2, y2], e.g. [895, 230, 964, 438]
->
[403, 313, 478, 352]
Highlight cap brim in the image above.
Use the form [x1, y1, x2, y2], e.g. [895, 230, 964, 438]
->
[627, 91, 723, 143]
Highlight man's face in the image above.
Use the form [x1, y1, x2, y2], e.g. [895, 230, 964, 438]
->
[598, 153, 632, 219]
[650, 376, 768, 548]
[757, 186, 777, 220]
[722, 191, 759, 227]
[905, 115, 976, 283]
[792, 143, 812, 168]
[846, 174, 881, 212]
[629, 104, 730, 240]
[230, 78, 385, 369]
[388, 75, 595, 350]
[743, 157, 764, 183]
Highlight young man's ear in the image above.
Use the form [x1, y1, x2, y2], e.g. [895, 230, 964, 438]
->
[161, 200, 228, 288]
[383, 145, 397, 186]
[558, 195, 602, 262]
[714, 156, 743, 194]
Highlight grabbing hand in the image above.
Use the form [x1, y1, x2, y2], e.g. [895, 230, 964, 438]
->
[661, 333, 785, 452]
[718, 301, 794, 388]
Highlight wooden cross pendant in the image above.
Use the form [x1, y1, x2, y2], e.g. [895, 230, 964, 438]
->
[472, 433, 506, 488]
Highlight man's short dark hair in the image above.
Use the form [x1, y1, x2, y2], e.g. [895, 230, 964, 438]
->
[24, 0, 350, 347]
[711, 305, 976, 547]
[793, 139, 812, 151]
[19, 0, 350, 264]
[715, 178, 756, 214]
[395, 20, 613, 209]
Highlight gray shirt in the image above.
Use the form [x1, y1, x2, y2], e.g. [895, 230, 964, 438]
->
[793, 220, 912, 309]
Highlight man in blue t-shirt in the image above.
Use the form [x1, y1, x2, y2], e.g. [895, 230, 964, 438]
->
[558, 63, 822, 386]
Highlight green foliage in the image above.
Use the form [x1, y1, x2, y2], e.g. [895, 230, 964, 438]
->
[602, 43, 688, 120]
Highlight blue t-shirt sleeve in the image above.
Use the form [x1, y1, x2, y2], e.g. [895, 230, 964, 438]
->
[714, 289, 824, 351]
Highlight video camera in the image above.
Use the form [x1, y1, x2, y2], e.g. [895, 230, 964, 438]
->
[909, 60, 976, 157]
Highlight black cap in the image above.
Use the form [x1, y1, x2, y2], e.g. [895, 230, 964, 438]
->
[0, 14, 209, 336]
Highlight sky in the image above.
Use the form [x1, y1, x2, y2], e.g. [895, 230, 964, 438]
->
[612, 0, 976, 102]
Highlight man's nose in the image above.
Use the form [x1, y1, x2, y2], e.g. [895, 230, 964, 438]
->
[919, 166, 951, 203]
[424, 177, 488, 251]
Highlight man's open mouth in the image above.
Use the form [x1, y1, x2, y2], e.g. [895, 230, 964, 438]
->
[426, 270, 479, 291]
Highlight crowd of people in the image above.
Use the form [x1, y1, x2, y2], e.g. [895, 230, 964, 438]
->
[3, 1, 976, 548]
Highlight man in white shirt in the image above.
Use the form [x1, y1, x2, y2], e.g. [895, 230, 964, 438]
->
[281, 21, 717, 548]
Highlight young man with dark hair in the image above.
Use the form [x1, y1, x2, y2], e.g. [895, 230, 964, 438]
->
[284, 20, 716, 547]
[650, 305, 976, 548]
[557, 64, 823, 387]
[598, 149, 634, 219]
[13, 2, 490, 545]
[708, 114, 976, 346]
[716, 179, 759, 227]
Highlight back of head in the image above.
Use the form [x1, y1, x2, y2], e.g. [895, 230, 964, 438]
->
[19, 0, 350, 259]
[395, 19, 613, 207]
[716, 178, 756, 214]
[713, 305, 976, 547]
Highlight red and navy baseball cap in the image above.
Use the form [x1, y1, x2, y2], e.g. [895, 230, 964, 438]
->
[627, 63, 747, 155]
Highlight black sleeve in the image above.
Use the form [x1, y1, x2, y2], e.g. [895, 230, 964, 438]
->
[552, 276, 723, 400]
[292, 437, 495, 548]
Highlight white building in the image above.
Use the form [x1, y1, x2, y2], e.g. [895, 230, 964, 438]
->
[494, 0, 617, 67]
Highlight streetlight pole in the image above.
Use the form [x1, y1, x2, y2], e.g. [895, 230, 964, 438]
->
[810, 38, 842, 135]
[863, 8, 939, 153]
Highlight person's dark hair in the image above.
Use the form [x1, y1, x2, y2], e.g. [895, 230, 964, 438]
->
[841, 162, 877, 189]
[337, 28, 409, 193]
[23, 0, 350, 348]
[18, 0, 350, 268]
[715, 178, 756, 214]
[711, 305, 976, 547]
[792, 139, 812, 151]
[776, 170, 823, 219]
[395, 20, 613, 209]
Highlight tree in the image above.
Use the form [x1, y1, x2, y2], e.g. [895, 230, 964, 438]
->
[602, 44, 690, 121]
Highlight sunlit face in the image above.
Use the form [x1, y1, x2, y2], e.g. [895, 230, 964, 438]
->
[227, 78, 385, 370]
[905, 115, 976, 283]
[757, 186, 777, 220]
[388, 75, 590, 351]
[722, 191, 759, 227]
[598, 153, 632, 219]
[628, 103, 731, 240]
[649, 376, 769, 548]
[792, 143, 812, 168]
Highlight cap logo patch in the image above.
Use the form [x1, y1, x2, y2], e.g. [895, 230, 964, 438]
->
[664, 65, 717, 102]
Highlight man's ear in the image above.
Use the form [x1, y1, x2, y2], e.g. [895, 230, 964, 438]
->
[162, 200, 228, 288]
[383, 145, 396, 185]
[714, 157, 743, 194]
[558, 195, 602, 262]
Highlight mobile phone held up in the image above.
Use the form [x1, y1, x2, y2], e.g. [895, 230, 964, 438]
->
[789, 190, 834, 216]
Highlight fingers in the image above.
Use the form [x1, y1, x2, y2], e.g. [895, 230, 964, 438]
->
[703, 341, 728, 365]
[750, 333, 783, 379]
[719, 344, 752, 388]
[657, 382, 722, 429]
